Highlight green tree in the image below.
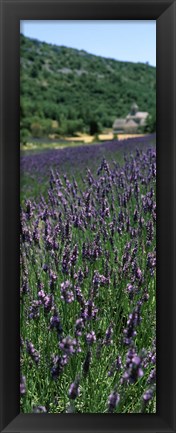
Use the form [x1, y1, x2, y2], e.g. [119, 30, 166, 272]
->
[30, 121, 43, 137]
[20, 129, 29, 145]
[89, 119, 101, 136]
[144, 111, 156, 133]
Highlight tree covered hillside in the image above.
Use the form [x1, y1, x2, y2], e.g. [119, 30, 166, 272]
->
[20, 34, 156, 141]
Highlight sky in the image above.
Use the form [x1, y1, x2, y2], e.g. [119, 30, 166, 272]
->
[20, 20, 156, 67]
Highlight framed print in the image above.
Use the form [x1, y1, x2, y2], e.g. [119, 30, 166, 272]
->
[0, 0, 176, 432]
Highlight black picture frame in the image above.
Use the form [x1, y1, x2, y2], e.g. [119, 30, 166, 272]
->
[0, 0, 176, 432]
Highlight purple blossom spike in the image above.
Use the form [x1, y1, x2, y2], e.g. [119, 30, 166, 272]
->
[75, 286, 85, 307]
[147, 368, 156, 385]
[38, 289, 46, 302]
[20, 375, 26, 396]
[81, 300, 98, 321]
[60, 280, 74, 303]
[86, 330, 96, 346]
[49, 310, 63, 336]
[107, 390, 120, 412]
[103, 323, 113, 346]
[26, 341, 40, 364]
[59, 336, 77, 356]
[75, 318, 84, 337]
[51, 354, 68, 380]
[43, 294, 53, 314]
[122, 352, 144, 384]
[28, 300, 41, 320]
[49, 269, 57, 292]
[142, 388, 154, 404]
[68, 377, 80, 400]
[33, 406, 47, 413]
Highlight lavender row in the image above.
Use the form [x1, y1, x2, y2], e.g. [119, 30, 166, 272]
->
[20, 144, 156, 413]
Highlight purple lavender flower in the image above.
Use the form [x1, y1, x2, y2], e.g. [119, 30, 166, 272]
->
[59, 336, 77, 356]
[123, 305, 142, 345]
[51, 354, 68, 380]
[20, 375, 26, 396]
[147, 252, 156, 276]
[33, 406, 47, 413]
[49, 269, 57, 292]
[49, 310, 63, 336]
[43, 294, 53, 314]
[92, 271, 109, 294]
[142, 388, 154, 404]
[21, 277, 30, 295]
[70, 244, 78, 267]
[147, 368, 156, 385]
[122, 352, 144, 384]
[26, 341, 40, 364]
[86, 330, 96, 346]
[38, 289, 46, 302]
[81, 300, 98, 321]
[135, 267, 143, 284]
[62, 246, 70, 274]
[107, 390, 120, 412]
[133, 208, 139, 222]
[77, 268, 84, 284]
[60, 280, 74, 303]
[42, 263, 48, 273]
[103, 323, 113, 346]
[75, 286, 85, 307]
[25, 199, 33, 220]
[68, 377, 80, 400]
[28, 300, 41, 320]
[75, 318, 84, 337]
[33, 220, 40, 245]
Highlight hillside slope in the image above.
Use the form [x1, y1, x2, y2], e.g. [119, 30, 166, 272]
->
[20, 34, 156, 140]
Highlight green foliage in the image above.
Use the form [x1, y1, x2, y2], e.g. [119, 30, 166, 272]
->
[20, 34, 156, 139]
[92, 133, 100, 143]
[113, 133, 118, 141]
[89, 119, 101, 136]
[20, 128, 29, 145]
[30, 121, 43, 138]
[143, 111, 156, 133]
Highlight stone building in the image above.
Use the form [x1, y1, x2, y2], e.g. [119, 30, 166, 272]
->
[113, 103, 149, 134]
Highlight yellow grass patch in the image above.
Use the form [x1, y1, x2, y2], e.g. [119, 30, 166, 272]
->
[20, 133, 146, 152]
[65, 133, 145, 143]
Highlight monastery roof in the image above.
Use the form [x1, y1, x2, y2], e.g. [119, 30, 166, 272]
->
[126, 111, 148, 120]
[113, 119, 126, 128]
[113, 105, 149, 130]
[135, 111, 148, 118]
[125, 119, 137, 127]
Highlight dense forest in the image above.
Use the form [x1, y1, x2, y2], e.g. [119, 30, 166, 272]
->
[20, 34, 156, 142]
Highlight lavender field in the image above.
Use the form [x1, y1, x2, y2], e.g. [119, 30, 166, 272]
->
[20, 135, 156, 413]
